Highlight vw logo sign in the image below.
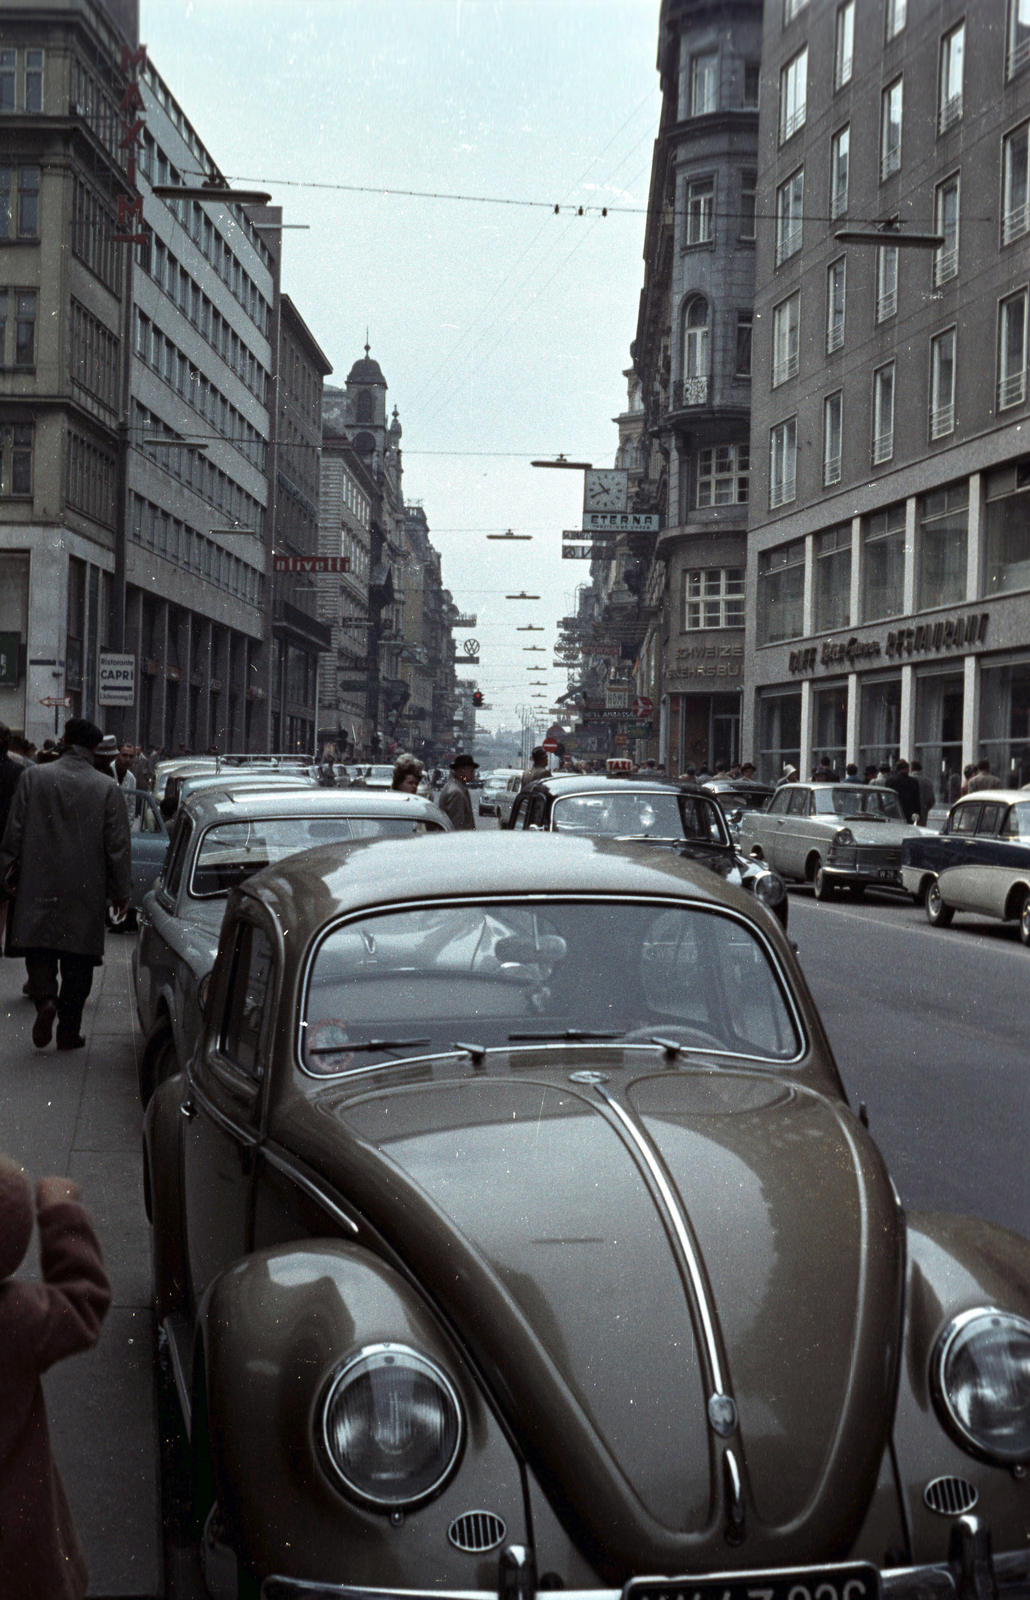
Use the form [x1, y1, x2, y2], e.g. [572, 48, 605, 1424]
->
[464, 638, 480, 657]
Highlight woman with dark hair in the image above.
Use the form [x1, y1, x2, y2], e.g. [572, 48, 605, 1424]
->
[392, 754, 424, 794]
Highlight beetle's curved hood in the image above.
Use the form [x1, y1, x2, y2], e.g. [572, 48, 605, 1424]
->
[323, 1064, 903, 1577]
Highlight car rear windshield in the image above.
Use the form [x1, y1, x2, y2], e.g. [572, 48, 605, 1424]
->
[551, 792, 726, 842]
[302, 899, 800, 1073]
[190, 814, 442, 897]
[813, 787, 905, 819]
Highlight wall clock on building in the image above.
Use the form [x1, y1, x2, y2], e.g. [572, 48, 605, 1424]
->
[583, 468, 629, 513]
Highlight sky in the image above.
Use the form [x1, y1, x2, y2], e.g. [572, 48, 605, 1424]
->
[139, 0, 662, 736]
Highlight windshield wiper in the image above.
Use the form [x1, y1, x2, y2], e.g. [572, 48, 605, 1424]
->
[306, 1036, 431, 1055]
[508, 1029, 624, 1042]
[612, 833, 685, 843]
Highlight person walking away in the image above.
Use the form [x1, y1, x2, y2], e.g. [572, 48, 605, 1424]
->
[392, 754, 424, 794]
[521, 746, 549, 790]
[0, 719, 131, 1051]
[887, 759, 922, 823]
[966, 758, 996, 793]
[437, 754, 478, 830]
[0, 1154, 111, 1600]
[842, 763, 863, 784]
[910, 759, 935, 825]
[960, 762, 976, 795]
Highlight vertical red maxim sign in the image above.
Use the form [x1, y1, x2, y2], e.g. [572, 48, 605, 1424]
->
[114, 43, 148, 245]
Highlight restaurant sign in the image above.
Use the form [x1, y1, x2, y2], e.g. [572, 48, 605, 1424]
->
[789, 612, 989, 675]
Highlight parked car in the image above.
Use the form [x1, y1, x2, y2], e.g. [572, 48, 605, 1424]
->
[132, 786, 449, 1106]
[742, 783, 925, 900]
[901, 790, 1030, 937]
[478, 769, 517, 817]
[126, 787, 170, 912]
[144, 829, 1030, 1598]
[494, 769, 523, 825]
[702, 779, 775, 843]
[506, 775, 788, 925]
[348, 764, 398, 790]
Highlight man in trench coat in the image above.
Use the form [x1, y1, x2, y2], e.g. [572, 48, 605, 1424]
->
[436, 753, 478, 831]
[0, 719, 131, 1051]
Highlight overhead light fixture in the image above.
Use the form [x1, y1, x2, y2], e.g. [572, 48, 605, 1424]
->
[487, 528, 532, 540]
[210, 527, 260, 537]
[834, 218, 945, 248]
[523, 646, 546, 651]
[142, 434, 210, 451]
[517, 625, 544, 632]
[530, 455, 592, 469]
[506, 592, 540, 600]
[150, 179, 273, 205]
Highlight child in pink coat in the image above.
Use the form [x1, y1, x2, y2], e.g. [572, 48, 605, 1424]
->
[0, 1154, 111, 1599]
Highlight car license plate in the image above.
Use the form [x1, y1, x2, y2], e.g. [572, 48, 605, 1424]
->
[877, 869, 896, 879]
[624, 1562, 881, 1600]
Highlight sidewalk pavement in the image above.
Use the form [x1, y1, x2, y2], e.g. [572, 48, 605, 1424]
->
[0, 932, 162, 1598]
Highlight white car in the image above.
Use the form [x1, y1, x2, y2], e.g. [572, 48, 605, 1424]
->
[741, 782, 925, 900]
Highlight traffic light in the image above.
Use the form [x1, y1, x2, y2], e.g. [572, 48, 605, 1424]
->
[472, 690, 484, 707]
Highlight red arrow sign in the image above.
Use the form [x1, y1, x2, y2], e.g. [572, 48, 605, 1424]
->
[632, 696, 654, 718]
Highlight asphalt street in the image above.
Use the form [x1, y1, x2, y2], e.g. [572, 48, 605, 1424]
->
[788, 886, 1030, 1238]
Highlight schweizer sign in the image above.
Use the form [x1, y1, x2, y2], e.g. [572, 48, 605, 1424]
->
[273, 555, 350, 573]
[98, 651, 136, 707]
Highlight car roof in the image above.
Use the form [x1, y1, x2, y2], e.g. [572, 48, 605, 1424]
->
[180, 787, 446, 825]
[953, 789, 1026, 804]
[527, 775, 699, 796]
[240, 830, 750, 930]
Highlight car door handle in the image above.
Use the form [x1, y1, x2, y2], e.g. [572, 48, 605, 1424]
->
[180, 1095, 198, 1121]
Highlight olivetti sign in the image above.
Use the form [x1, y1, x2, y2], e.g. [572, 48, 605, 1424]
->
[789, 611, 989, 675]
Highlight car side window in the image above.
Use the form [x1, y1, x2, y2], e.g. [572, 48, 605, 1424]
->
[161, 815, 193, 901]
[509, 797, 525, 828]
[528, 793, 548, 828]
[787, 789, 809, 815]
[219, 921, 275, 1082]
[138, 794, 163, 834]
[976, 803, 1003, 836]
[1004, 800, 1030, 839]
[768, 789, 791, 815]
[951, 804, 981, 834]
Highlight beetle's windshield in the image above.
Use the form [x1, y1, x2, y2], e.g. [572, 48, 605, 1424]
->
[813, 787, 906, 819]
[302, 899, 800, 1073]
[551, 792, 726, 843]
[190, 814, 443, 897]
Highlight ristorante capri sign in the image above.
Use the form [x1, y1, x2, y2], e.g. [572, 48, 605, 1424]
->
[788, 611, 989, 675]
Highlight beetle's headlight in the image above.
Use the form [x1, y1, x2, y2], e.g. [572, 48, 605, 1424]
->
[320, 1344, 463, 1507]
[933, 1309, 1030, 1464]
[752, 870, 786, 908]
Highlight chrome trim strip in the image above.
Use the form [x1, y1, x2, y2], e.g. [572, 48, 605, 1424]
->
[296, 893, 807, 1082]
[161, 1313, 193, 1437]
[261, 1145, 360, 1236]
[589, 1078, 726, 1397]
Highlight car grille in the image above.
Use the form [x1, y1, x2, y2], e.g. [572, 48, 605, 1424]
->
[923, 1476, 978, 1516]
[448, 1511, 507, 1553]
[856, 846, 902, 869]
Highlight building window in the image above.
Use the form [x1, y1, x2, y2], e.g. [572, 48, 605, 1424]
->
[930, 329, 956, 440]
[0, 423, 32, 496]
[827, 257, 846, 352]
[830, 125, 849, 219]
[823, 391, 843, 486]
[735, 312, 753, 376]
[784, 0, 810, 21]
[686, 178, 714, 245]
[758, 539, 805, 643]
[815, 524, 852, 633]
[1009, 0, 1030, 79]
[0, 166, 39, 240]
[776, 168, 804, 265]
[835, 2, 854, 88]
[886, 0, 907, 40]
[863, 504, 906, 621]
[876, 244, 898, 322]
[985, 460, 1030, 596]
[919, 481, 969, 610]
[25, 50, 43, 112]
[881, 79, 903, 180]
[772, 292, 801, 386]
[685, 568, 745, 630]
[680, 298, 709, 406]
[743, 62, 760, 108]
[769, 418, 797, 509]
[998, 290, 1028, 409]
[13, 291, 35, 366]
[934, 175, 960, 285]
[872, 364, 895, 464]
[780, 47, 808, 144]
[1003, 124, 1029, 246]
[739, 170, 756, 239]
[696, 444, 749, 507]
[0, 51, 13, 112]
[939, 23, 964, 133]
[691, 53, 719, 116]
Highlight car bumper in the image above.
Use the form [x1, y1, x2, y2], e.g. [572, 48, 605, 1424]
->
[262, 1546, 1030, 1600]
[823, 865, 903, 888]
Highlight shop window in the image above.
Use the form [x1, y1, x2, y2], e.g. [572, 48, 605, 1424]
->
[758, 539, 805, 644]
[934, 175, 959, 286]
[877, 244, 898, 323]
[998, 290, 1028, 410]
[769, 418, 797, 509]
[918, 480, 968, 610]
[823, 391, 843, 486]
[827, 257, 846, 352]
[830, 126, 849, 219]
[863, 503, 906, 621]
[916, 672, 965, 806]
[1009, 0, 1030, 79]
[1003, 124, 1029, 247]
[859, 677, 902, 773]
[758, 691, 801, 786]
[684, 568, 744, 630]
[696, 444, 749, 507]
[776, 168, 804, 264]
[814, 685, 848, 775]
[981, 660, 1030, 787]
[780, 47, 807, 144]
[872, 363, 895, 464]
[835, 2, 854, 88]
[815, 524, 851, 632]
[985, 460, 1030, 595]
[938, 23, 964, 133]
[881, 78, 903, 181]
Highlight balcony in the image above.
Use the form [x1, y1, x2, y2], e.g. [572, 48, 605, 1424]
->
[830, 183, 848, 220]
[876, 288, 897, 323]
[776, 225, 802, 266]
[933, 246, 958, 286]
[998, 369, 1028, 410]
[827, 320, 845, 353]
[939, 94, 962, 134]
[930, 403, 954, 440]
[823, 452, 841, 486]
[881, 144, 901, 182]
[772, 351, 799, 386]
[872, 430, 894, 465]
[1008, 35, 1030, 78]
[671, 375, 709, 410]
[770, 473, 795, 510]
[1003, 200, 1029, 246]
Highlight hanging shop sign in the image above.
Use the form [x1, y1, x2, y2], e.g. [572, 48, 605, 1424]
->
[581, 512, 660, 533]
[562, 542, 618, 560]
[788, 611, 990, 675]
[113, 45, 149, 245]
[98, 651, 136, 707]
[273, 555, 350, 573]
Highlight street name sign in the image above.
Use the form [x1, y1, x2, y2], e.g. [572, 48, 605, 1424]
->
[98, 652, 136, 707]
[581, 512, 660, 533]
[273, 555, 350, 573]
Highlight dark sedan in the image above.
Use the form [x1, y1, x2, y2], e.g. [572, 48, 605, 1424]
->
[505, 775, 788, 925]
[901, 790, 1030, 937]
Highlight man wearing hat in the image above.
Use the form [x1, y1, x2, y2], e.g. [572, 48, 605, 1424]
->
[437, 753, 478, 831]
[740, 761, 757, 778]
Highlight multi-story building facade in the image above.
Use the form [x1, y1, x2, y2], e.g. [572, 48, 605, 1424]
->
[745, 0, 1030, 799]
[268, 290, 332, 754]
[0, 0, 137, 745]
[619, 0, 762, 775]
[317, 427, 374, 755]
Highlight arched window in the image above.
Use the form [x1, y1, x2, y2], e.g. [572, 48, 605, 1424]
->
[684, 298, 710, 378]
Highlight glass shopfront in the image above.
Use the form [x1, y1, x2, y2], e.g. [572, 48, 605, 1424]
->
[813, 682, 847, 775]
[915, 670, 964, 804]
[918, 482, 968, 611]
[984, 462, 1030, 597]
[758, 689, 801, 784]
[980, 659, 1030, 788]
[862, 503, 905, 621]
[859, 675, 901, 772]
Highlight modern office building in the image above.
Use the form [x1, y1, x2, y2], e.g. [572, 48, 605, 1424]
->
[744, 0, 1030, 797]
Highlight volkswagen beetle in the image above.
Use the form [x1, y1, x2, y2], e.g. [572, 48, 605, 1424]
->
[142, 832, 1030, 1600]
